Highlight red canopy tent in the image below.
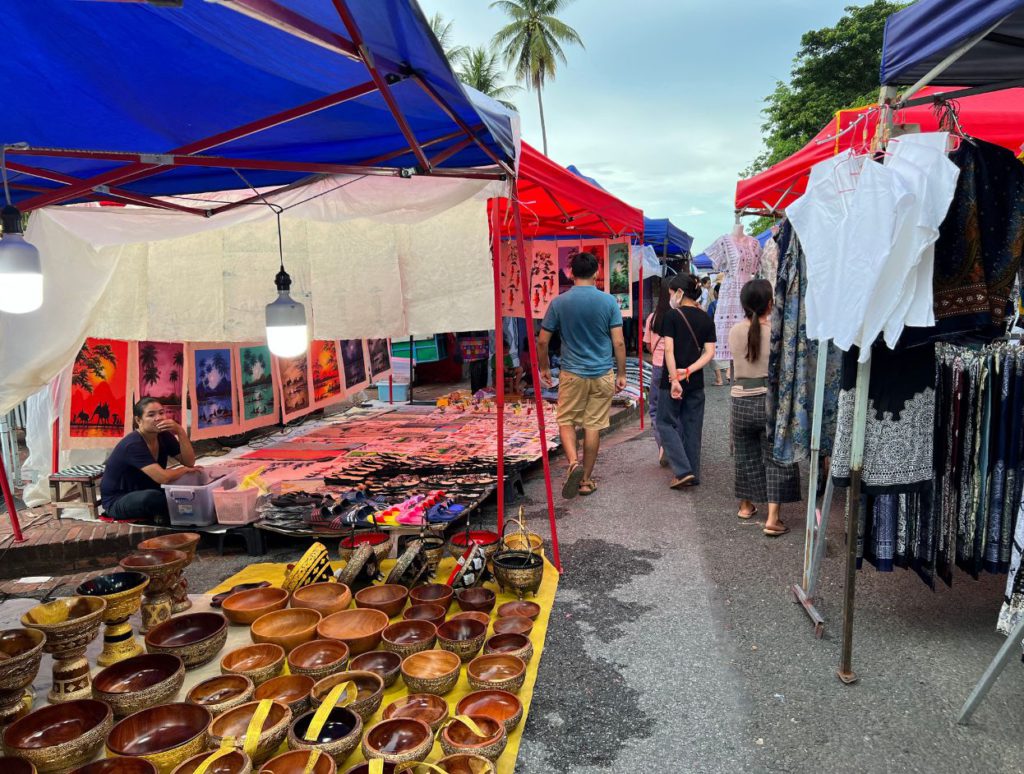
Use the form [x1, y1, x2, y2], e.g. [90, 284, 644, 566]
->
[735, 86, 1024, 214]
[487, 142, 644, 571]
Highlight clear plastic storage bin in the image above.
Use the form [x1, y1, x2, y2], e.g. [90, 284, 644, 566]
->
[162, 470, 231, 527]
[213, 479, 261, 525]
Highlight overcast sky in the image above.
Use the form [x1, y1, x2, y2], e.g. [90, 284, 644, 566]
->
[420, 0, 855, 251]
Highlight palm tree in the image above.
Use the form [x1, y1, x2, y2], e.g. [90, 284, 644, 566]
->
[428, 12, 468, 65]
[491, 0, 583, 155]
[458, 47, 521, 110]
[139, 344, 160, 387]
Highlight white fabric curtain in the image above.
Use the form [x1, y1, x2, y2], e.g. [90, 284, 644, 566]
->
[0, 174, 504, 416]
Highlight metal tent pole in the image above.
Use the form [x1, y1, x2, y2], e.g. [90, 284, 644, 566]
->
[638, 256, 645, 431]
[490, 204, 506, 533]
[958, 615, 1024, 724]
[838, 356, 872, 684]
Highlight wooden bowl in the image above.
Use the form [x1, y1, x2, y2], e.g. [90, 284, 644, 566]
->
[71, 759, 158, 774]
[360, 718, 433, 764]
[448, 611, 489, 628]
[381, 620, 437, 658]
[76, 571, 150, 622]
[317, 609, 389, 655]
[170, 750, 251, 774]
[496, 601, 540, 621]
[208, 700, 291, 767]
[0, 627, 46, 715]
[436, 618, 486, 662]
[106, 702, 211, 774]
[483, 632, 533, 664]
[287, 639, 349, 680]
[262, 749, 337, 774]
[382, 692, 449, 732]
[455, 588, 495, 614]
[466, 654, 526, 694]
[400, 649, 460, 695]
[340, 764, 401, 774]
[19, 596, 106, 652]
[0, 758, 36, 774]
[250, 608, 321, 654]
[287, 705, 362, 765]
[492, 615, 534, 637]
[119, 550, 188, 594]
[254, 674, 314, 717]
[408, 583, 453, 612]
[456, 689, 523, 734]
[290, 582, 352, 617]
[438, 714, 507, 762]
[310, 670, 384, 721]
[221, 587, 289, 626]
[138, 532, 201, 562]
[185, 674, 254, 716]
[402, 603, 446, 630]
[435, 754, 497, 774]
[3, 699, 113, 773]
[145, 612, 227, 669]
[220, 643, 285, 685]
[353, 585, 408, 618]
[92, 653, 185, 717]
[348, 650, 401, 689]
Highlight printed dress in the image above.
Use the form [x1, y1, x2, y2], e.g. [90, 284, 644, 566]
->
[705, 233, 761, 362]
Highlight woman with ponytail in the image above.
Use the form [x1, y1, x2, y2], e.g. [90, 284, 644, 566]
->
[729, 279, 800, 536]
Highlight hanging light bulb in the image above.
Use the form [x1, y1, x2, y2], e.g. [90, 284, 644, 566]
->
[0, 205, 43, 314]
[264, 211, 307, 357]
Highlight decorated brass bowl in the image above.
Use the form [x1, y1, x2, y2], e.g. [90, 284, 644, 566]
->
[382, 692, 449, 732]
[402, 603, 446, 631]
[482, 632, 533, 665]
[208, 700, 291, 767]
[435, 753, 497, 773]
[137, 533, 200, 615]
[254, 674, 314, 717]
[170, 749, 251, 774]
[71, 758, 158, 774]
[360, 718, 433, 764]
[287, 705, 362, 765]
[290, 582, 352, 618]
[466, 654, 526, 694]
[3, 699, 113, 773]
[282, 543, 335, 593]
[250, 608, 321, 654]
[145, 612, 228, 669]
[420, 536, 446, 575]
[287, 639, 349, 681]
[221, 588, 289, 626]
[384, 540, 430, 589]
[186, 674, 254, 717]
[338, 531, 392, 564]
[447, 531, 500, 564]
[456, 689, 523, 734]
[408, 583, 453, 612]
[310, 670, 384, 722]
[335, 544, 381, 593]
[20, 596, 106, 703]
[77, 571, 151, 666]
[353, 585, 408, 619]
[380, 620, 437, 658]
[120, 550, 189, 633]
[495, 601, 540, 621]
[262, 749, 337, 774]
[348, 651, 401, 689]
[445, 544, 487, 592]
[438, 714, 507, 762]
[317, 609, 389, 656]
[491, 549, 543, 599]
[436, 618, 486, 663]
[400, 649, 460, 696]
[0, 627, 45, 726]
[92, 653, 185, 717]
[220, 643, 285, 686]
[455, 588, 495, 615]
[106, 702, 212, 774]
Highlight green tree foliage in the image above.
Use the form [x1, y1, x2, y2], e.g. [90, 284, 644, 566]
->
[428, 13, 468, 64]
[458, 46, 522, 110]
[491, 0, 584, 155]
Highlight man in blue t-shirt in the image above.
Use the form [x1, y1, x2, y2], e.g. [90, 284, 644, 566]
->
[538, 250, 626, 499]
[100, 397, 197, 522]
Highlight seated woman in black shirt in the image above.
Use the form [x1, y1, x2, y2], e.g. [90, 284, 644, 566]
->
[100, 397, 197, 522]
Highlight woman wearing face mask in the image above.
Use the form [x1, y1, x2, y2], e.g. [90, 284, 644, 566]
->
[729, 279, 800, 536]
[656, 273, 717, 489]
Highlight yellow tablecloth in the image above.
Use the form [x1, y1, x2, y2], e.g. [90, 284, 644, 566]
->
[205, 554, 558, 773]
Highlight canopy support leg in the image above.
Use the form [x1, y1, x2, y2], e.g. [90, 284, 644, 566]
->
[638, 259, 645, 431]
[490, 204, 506, 533]
[0, 449, 24, 544]
[958, 615, 1024, 725]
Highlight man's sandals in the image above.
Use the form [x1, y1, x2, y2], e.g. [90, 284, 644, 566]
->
[562, 463, 585, 499]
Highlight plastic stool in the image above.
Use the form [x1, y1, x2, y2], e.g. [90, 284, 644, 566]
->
[217, 525, 265, 557]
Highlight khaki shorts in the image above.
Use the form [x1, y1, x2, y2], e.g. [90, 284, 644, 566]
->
[556, 370, 615, 430]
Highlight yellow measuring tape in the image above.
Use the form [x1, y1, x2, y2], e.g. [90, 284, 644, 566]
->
[301, 748, 322, 774]
[303, 681, 355, 741]
[242, 699, 274, 758]
[444, 714, 488, 738]
[192, 748, 236, 774]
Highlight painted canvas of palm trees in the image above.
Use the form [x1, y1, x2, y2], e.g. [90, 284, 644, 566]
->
[341, 339, 368, 391]
[278, 353, 311, 414]
[193, 347, 235, 429]
[69, 338, 129, 439]
[137, 341, 185, 424]
[311, 340, 343, 403]
[239, 344, 274, 420]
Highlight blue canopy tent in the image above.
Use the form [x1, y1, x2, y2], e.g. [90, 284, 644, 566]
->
[0, 0, 516, 213]
[881, 0, 1024, 92]
[565, 165, 691, 256]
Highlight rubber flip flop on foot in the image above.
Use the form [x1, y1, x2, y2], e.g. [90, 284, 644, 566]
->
[658, 449, 669, 468]
[670, 474, 696, 489]
[738, 507, 758, 520]
[562, 464, 584, 499]
[763, 524, 790, 536]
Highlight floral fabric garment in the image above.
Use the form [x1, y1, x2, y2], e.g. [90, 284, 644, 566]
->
[705, 233, 761, 362]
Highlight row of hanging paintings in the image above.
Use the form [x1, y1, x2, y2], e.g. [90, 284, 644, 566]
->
[65, 337, 393, 448]
[499, 237, 633, 319]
